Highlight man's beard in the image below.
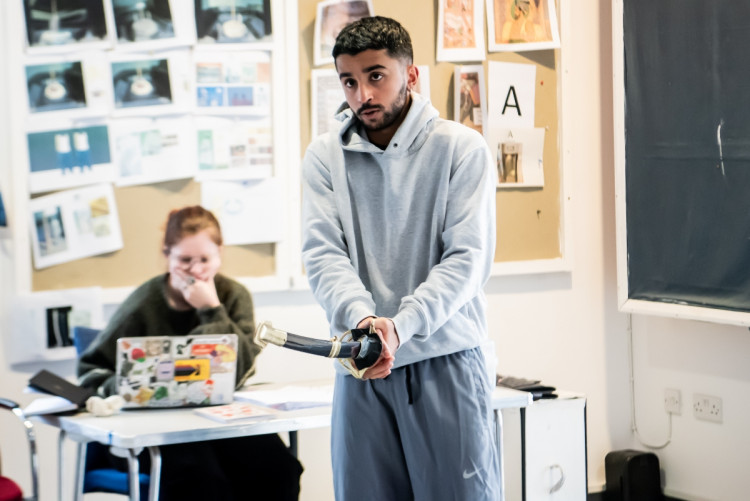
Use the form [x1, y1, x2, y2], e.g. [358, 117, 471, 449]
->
[356, 82, 409, 131]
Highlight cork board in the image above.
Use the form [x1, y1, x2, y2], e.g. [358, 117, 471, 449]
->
[297, 0, 562, 264]
[32, 181, 275, 291]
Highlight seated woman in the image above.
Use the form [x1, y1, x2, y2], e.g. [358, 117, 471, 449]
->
[77, 205, 303, 501]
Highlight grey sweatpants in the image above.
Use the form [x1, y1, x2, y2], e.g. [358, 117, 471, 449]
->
[331, 347, 502, 501]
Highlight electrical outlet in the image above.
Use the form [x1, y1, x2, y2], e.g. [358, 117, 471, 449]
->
[693, 393, 723, 423]
[664, 388, 681, 415]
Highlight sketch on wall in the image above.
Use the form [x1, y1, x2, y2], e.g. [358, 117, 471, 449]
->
[486, 0, 560, 52]
[313, 0, 374, 66]
[437, 0, 485, 62]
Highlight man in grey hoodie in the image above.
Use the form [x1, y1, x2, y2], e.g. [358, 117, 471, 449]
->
[301, 16, 500, 501]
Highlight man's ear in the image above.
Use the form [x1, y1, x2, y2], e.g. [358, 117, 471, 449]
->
[406, 64, 419, 92]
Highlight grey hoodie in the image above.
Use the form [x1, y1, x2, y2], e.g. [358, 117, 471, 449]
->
[301, 92, 496, 370]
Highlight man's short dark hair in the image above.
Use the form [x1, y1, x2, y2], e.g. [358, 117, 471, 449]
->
[332, 16, 413, 64]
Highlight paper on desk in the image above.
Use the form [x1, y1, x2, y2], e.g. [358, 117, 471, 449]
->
[23, 395, 77, 416]
[234, 385, 334, 411]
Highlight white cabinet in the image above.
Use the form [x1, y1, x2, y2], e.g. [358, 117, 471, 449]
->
[501, 393, 587, 501]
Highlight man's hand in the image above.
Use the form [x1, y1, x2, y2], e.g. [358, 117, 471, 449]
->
[357, 317, 400, 379]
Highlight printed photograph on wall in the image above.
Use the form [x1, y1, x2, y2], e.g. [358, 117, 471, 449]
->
[194, 0, 272, 45]
[22, 0, 112, 52]
[111, 57, 173, 109]
[8, 287, 103, 364]
[437, 0, 485, 62]
[314, 0, 374, 66]
[486, 127, 546, 188]
[111, 117, 196, 186]
[29, 183, 123, 269]
[201, 178, 284, 245]
[27, 122, 115, 194]
[195, 117, 273, 181]
[454, 65, 486, 137]
[486, 0, 560, 52]
[112, 0, 175, 44]
[194, 51, 271, 115]
[26, 61, 87, 113]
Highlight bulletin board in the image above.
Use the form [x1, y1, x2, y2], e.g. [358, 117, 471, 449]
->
[297, 0, 564, 270]
[613, 0, 750, 326]
[12, 0, 292, 292]
[19, 0, 565, 293]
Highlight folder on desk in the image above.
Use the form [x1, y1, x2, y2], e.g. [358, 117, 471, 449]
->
[29, 369, 94, 407]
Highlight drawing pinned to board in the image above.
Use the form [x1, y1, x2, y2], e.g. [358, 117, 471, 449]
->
[194, 51, 271, 115]
[487, 60, 536, 129]
[201, 178, 284, 245]
[437, 0, 485, 62]
[28, 183, 123, 269]
[486, 0, 560, 52]
[111, 117, 196, 186]
[194, 117, 273, 181]
[454, 65, 486, 137]
[311, 68, 345, 138]
[194, 0, 272, 45]
[314, 0, 374, 67]
[26, 122, 115, 194]
[486, 127, 545, 188]
[22, 0, 113, 53]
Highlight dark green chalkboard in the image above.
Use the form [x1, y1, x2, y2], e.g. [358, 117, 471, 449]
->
[623, 0, 750, 312]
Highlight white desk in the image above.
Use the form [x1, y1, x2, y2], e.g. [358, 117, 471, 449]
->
[37, 382, 532, 501]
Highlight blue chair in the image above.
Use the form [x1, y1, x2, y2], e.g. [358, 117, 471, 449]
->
[72, 326, 151, 500]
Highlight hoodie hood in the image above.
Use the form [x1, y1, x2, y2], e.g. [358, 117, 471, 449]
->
[335, 92, 440, 157]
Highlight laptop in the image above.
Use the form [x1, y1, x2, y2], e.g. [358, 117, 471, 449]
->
[115, 334, 238, 409]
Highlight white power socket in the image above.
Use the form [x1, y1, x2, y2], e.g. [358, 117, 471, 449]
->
[664, 388, 681, 415]
[693, 393, 723, 423]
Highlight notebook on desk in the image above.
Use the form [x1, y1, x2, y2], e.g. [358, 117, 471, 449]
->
[115, 334, 238, 409]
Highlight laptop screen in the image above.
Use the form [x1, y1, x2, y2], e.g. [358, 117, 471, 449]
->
[115, 333, 238, 409]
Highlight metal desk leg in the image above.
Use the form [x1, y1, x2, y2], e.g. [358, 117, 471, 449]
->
[126, 448, 141, 501]
[73, 440, 86, 501]
[57, 430, 66, 501]
[288, 430, 298, 458]
[147, 446, 162, 501]
[494, 409, 505, 500]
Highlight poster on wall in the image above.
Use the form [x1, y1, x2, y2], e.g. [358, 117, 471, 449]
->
[454, 65, 486, 137]
[26, 120, 115, 194]
[109, 51, 192, 116]
[194, 117, 273, 181]
[414, 65, 430, 101]
[22, 0, 114, 54]
[111, 117, 196, 186]
[194, 0, 272, 46]
[487, 60, 536, 129]
[8, 287, 104, 364]
[313, 0, 374, 67]
[28, 183, 123, 269]
[193, 50, 271, 115]
[486, 127, 545, 188]
[111, 0, 197, 51]
[486, 0, 560, 52]
[311, 68, 345, 138]
[24, 53, 111, 120]
[437, 0, 485, 62]
[201, 178, 284, 245]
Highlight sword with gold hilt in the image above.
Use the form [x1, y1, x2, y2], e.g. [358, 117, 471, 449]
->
[254, 321, 383, 379]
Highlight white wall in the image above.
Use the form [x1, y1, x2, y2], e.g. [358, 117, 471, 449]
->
[3, 1, 750, 500]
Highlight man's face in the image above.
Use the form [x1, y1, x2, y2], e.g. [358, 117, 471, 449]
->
[335, 49, 418, 143]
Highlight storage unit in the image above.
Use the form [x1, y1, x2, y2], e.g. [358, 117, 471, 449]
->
[502, 392, 587, 500]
